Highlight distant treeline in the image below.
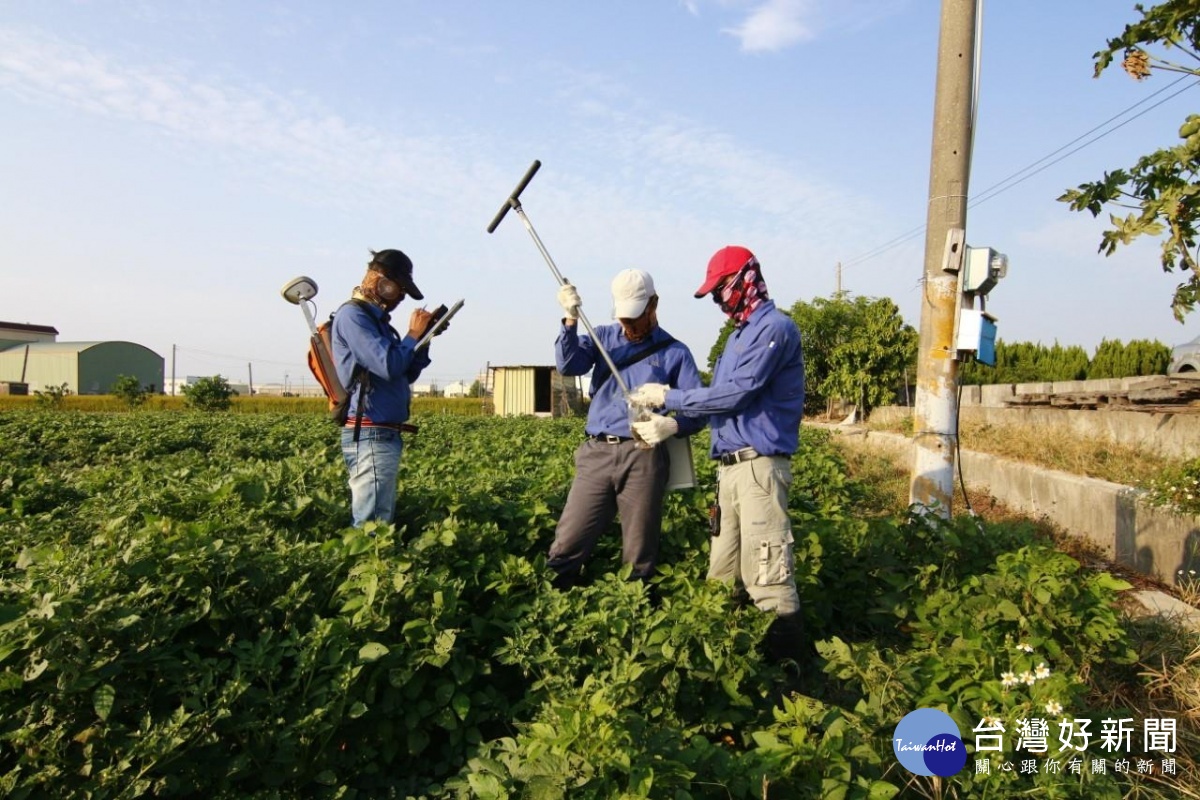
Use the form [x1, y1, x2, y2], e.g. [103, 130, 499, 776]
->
[959, 338, 1171, 385]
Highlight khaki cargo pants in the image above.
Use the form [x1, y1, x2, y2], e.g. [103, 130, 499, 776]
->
[708, 454, 800, 615]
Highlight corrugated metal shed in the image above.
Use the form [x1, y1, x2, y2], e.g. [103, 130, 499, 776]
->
[0, 341, 165, 395]
[488, 365, 582, 417]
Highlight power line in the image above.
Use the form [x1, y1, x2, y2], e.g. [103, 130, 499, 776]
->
[841, 73, 1199, 271]
[970, 75, 1197, 208]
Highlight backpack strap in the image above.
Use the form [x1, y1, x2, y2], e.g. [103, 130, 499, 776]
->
[338, 299, 397, 442]
[593, 335, 676, 393]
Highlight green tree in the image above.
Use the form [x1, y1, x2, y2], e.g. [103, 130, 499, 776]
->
[1088, 337, 1172, 378]
[468, 379, 486, 398]
[788, 293, 918, 416]
[181, 375, 235, 411]
[110, 374, 150, 409]
[1059, 0, 1200, 320]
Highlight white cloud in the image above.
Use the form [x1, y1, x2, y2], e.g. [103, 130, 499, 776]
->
[723, 0, 817, 52]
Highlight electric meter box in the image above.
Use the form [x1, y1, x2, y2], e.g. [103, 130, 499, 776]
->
[963, 247, 1008, 295]
[957, 308, 998, 366]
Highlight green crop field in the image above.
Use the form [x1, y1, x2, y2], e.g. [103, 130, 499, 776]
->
[0, 411, 1191, 798]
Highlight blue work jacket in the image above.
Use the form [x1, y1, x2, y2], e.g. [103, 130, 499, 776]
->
[556, 322, 706, 439]
[664, 300, 805, 458]
[331, 300, 430, 424]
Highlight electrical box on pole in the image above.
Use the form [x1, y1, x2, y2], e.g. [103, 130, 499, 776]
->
[954, 245, 1008, 366]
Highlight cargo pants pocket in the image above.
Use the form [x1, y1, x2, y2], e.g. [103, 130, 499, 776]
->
[754, 529, 795, 587]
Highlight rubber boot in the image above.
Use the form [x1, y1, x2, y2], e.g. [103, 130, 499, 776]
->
[765, 611, 807, 666]
[550, 567, 581, 591]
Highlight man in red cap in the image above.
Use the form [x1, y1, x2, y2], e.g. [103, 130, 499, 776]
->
[629, 245, 807, 663]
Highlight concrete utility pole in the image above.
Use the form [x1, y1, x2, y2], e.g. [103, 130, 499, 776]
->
[909, 0, 978, 516]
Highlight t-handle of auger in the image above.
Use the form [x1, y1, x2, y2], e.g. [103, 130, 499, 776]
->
[487, 160, 542, 234]
[484, 160, 634, 399]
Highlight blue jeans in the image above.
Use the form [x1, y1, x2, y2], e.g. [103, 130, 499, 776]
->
[340, 427, 403, 527]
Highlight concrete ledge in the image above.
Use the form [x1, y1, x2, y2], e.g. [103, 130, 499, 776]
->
[827, 427, 1200, 589]
[867, 405, 1200, 461]
[1132, 591, 1200, 630]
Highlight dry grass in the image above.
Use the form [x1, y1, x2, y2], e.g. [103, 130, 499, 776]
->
[865, 414, 1182, 489]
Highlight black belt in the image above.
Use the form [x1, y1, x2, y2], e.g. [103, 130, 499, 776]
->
[589, 434, 632, 444]
[346, 422, 419, 433]
[718, 447, 762, 466]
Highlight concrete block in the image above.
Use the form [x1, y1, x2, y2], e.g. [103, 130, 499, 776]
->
[1121, 375, 1171, 391]
[1015, 382, 1053, 395]
[1083, 378, 1123, 393]
[959, 385, 981, 406]
[980, 384, 1014, 407]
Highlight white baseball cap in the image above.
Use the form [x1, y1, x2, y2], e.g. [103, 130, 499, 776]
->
[611, 269, 656, 319]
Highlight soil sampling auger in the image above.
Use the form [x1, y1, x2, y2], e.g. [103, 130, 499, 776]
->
[486, 159, 633, 399]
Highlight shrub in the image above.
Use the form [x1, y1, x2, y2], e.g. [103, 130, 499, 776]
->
[181, 375, 235, 411]
[110, 374, 151, 409]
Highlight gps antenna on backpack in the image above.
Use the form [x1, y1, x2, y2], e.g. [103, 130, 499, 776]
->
[280, 276, 354, 423]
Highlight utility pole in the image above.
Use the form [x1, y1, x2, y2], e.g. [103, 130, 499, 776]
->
[835, 262, 843, 295]
[248, 362, 254, 396]
[909, 0, 978, 516]
[171, 344, 176, 396]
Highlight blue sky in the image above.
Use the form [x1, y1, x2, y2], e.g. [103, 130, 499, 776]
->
[3, 1, 1198, 390]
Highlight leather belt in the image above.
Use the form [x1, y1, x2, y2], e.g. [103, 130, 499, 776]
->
[718, 447, 761, 466]
[589, 434, 632, 444]
[345, 422, 418, 433]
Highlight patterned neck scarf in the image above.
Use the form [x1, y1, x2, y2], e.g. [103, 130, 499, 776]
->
[719, 262, 769, 327]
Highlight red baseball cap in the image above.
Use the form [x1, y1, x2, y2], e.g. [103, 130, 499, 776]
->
[694, 245, 758, 298]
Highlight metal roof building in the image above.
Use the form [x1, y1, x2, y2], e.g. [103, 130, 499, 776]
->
[486, 365, 583, 417]
[0, 325, 164, 395]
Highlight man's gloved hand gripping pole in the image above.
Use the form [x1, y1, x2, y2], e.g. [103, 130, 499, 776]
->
[485, 160, 634, 400]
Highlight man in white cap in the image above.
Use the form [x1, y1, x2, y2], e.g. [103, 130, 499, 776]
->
[629, 246, 807, 663]
[549, 269, 705, 588]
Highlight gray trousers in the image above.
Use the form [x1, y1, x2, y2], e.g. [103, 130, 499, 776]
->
[548, 438, 669, 581]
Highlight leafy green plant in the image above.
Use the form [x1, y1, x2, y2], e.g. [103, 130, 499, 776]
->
[0, 411, 1189, 798]
[110, 374, 151, 409]
[181, 375, 235, 411]
[1059, 1, 1200, 321]
[32, 382, 70, 409]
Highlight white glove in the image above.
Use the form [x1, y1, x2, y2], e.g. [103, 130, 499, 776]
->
[632, 413, 679, 446]
[628, 382, 669, 408]
[557, 283, 582, 320]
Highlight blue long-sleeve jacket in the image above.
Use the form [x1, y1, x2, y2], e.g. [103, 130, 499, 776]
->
[331, 300, 430, 424]
[663, 300, 805, 458]
[556, 322, 706, 439]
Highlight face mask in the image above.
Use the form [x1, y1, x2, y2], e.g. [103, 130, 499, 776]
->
[716, 265, 769, 326]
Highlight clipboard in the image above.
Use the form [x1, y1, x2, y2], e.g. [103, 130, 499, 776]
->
[415, 299, 464, 349]
[665, 435, 696, 491]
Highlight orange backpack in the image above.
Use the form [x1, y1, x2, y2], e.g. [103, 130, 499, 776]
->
[306, 301, 378, 426]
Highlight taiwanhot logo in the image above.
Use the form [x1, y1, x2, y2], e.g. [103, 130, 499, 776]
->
[893, 708, 968, 777]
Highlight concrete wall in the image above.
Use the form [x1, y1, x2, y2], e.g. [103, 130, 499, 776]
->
[828, 427, 1200, 588]
[868, 404, 1200, 461]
